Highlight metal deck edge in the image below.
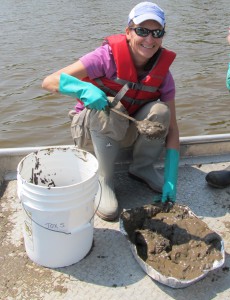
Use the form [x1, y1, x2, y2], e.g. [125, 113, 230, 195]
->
[0, 134, 230, 184]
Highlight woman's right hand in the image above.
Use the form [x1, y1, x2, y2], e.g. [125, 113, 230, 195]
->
[59, 73, 108, 110]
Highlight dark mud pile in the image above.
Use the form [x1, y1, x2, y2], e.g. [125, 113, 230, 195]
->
[121, 204, 223, 280]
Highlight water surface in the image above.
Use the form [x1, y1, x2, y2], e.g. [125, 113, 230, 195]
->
[1, 0, 229, 148]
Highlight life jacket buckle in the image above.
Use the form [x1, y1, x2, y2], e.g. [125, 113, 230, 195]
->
[129, 82, 142, 90]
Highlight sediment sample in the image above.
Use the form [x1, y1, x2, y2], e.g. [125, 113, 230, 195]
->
[121, 204, 223, 280]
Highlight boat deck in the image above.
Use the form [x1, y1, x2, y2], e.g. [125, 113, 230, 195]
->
[1, 150, 230, 300]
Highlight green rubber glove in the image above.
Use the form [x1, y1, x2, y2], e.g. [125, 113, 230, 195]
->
[226, 62, 230, 91]
[161, 148, 179, 203]
[59, 73, 108, 110]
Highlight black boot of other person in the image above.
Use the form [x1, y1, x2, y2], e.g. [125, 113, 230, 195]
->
[205, 170, 230, 188]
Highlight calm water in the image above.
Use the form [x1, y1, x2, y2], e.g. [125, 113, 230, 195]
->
[1, 0, 230, 148]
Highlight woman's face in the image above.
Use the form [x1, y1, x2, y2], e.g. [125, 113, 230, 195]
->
[126, 20, 164, 66]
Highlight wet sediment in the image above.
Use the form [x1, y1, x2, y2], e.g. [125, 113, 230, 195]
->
[121, 204, 223, 280]
[136, 120, 166, 140]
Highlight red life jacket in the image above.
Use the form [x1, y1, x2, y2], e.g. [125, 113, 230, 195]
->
[83, 34, 176, 115]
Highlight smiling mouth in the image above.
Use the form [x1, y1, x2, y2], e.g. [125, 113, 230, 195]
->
[142, 44, 154, 49]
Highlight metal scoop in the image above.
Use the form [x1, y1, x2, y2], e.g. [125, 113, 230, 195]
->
[106, 83, 167, 140]
[110, 107, 166, 140]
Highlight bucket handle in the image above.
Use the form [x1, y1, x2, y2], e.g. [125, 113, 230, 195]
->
[21, 180, 102, 235]
[22, 202, 71, 235]
[90, 180, 102, 222]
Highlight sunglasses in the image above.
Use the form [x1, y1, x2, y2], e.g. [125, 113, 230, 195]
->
[130, 27, 165, 38]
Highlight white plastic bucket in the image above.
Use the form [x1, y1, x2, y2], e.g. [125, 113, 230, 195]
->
[17, 147, 99, 268]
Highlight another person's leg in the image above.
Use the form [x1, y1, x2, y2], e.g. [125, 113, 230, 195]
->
[205, 166, 230, 188]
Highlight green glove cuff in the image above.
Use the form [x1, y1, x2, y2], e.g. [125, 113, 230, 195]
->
[161, 148, 179, 203]
[226, 63, 230, 91]
[59, 73, 84, 98]
[59, 73, 108, 110]
[164, 149, 179, 184]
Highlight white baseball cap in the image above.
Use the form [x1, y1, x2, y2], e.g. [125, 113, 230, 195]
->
[128, 2, 165, 27]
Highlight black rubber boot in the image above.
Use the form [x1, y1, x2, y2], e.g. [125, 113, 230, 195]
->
[205, 170, 230, 188]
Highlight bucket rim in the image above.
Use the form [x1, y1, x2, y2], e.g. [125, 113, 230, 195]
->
[17, 172, 98, 190]
[17, 146, 97, 162]
[17, 146, 99, 189]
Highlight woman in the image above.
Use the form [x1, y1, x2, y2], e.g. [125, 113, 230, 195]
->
[42, 2, 180, 221]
